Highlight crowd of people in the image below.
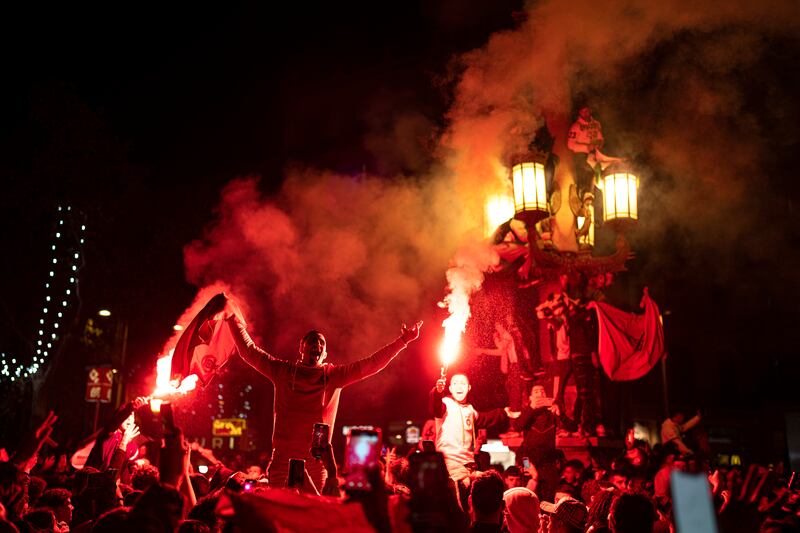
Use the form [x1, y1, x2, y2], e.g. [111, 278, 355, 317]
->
[1, 302, 797, 532]
[1, 377, 798, 532]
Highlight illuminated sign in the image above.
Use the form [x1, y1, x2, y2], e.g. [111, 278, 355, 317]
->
[212, 418, 247, 437]
[85, 367, 114, 403]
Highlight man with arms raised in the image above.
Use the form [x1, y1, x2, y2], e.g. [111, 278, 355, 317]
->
[225, 305, 422, 489]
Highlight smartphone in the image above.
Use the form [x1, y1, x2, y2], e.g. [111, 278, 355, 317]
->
[408, 451, 451, 528]
[522, 457, 531, 469]
[310, 423, 330, 459]
[345, 427, 381, 492]
[671, 471, 718, 533]
[161, 402, 176, 434]
[287, 458, 305, 489]
[421, 440, 436, 453]
[242, 478, 259, 492]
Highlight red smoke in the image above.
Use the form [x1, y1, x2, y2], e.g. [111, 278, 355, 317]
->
[170, 0, 799, 398]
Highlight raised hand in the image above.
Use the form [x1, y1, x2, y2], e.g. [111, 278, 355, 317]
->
[13, 411, 58, 472]
[435, 378, 446, 393]
[131, 396, 148, 410]
[401, 321, 423, 344]
[717, 464, 772, 533]
[121, 420, 141, 448]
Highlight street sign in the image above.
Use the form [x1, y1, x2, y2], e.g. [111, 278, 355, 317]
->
[85, 366, 114, 403]
[212, 418, 247, 437]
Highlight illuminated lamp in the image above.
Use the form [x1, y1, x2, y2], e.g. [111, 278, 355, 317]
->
[510, 150, 549, 227]
[98, 309, 111, 317]
[484, 193, 515, 238]
[600, 164, 639, 229]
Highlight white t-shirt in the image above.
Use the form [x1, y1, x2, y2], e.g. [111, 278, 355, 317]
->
[435, 396, 478, 482]
[567, 117, 603, 154]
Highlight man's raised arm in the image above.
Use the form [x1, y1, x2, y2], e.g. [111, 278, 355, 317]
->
[225, 315, 285, 380]
[330, 321, 422, 388]
[429, 378, 446, 419]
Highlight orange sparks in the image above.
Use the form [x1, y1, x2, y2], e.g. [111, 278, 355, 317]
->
[438, 242, 499, 372]
[439, 290, 469, 369]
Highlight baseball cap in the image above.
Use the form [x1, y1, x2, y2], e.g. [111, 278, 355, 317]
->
[540, 497, 588, 530]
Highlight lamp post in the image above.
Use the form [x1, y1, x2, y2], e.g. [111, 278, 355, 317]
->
[600, 165, 639, 231]
[491, 153, 637, 281]
[510, 150, 549, 228]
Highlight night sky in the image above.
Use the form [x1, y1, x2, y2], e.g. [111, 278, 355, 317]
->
[1, 1, 799, 452]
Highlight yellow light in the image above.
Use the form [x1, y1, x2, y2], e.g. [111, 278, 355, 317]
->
[484, 194, 515, 237]
[149, 398, 163, 414]
[173, 324, 184, 331]
[512, 161, 548, 215]
[98, 309, 111, 317]
[602, 171, 639, 222]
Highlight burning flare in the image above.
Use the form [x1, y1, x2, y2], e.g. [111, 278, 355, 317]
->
[153, 349, 199, 398]
[439, 289, 469, 370]
[438, 242, 500, 374]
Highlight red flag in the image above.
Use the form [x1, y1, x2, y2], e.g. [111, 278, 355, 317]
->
[170, 293, 240, 387]
[589, 288, 665, 381]
[220, 488, 374, 532]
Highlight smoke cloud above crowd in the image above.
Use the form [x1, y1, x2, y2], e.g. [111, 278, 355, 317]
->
[179, 0, 799, 374]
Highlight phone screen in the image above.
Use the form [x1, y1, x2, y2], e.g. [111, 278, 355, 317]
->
[421, 440, 436, 453]
[310, 423, 330, 459]
[522, 457, 531, 469]
[671, 471, 718, 533]
[408, 451, 451, 527]
[345, 428, 381, 491]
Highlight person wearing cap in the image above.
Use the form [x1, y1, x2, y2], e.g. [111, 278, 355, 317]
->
[503, 487, 540, 533]
[541, 497, 588, 533]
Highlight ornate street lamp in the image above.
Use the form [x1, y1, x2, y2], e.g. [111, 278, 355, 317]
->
[600, 165, 639, 229]
[510, 150, 549, 228]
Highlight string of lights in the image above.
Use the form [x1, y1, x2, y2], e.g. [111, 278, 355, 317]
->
[0, 206, 85, 382]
